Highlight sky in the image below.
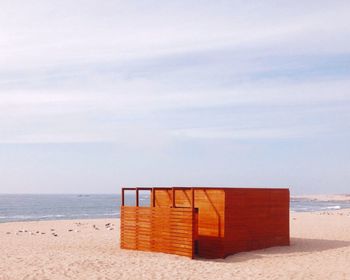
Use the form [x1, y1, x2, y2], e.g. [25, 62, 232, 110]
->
[0, 0, 349, 194]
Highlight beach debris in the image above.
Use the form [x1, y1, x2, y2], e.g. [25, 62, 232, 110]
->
[24, 230, 28, 233]
[50, 229, 55, 231]
[36, 231, 40, 234]
[6, 232, 11, 234]
[93, 225, 99, 230]
[105, 223, 115, 230]
[52, 233, 58, 237]
[41, 232, 46, 235]
[68, 229, 73, 232]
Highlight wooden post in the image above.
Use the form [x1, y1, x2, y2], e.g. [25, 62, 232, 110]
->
[152, 188, 155, 207]
[136, 188, 139, 207]
[191, 187, 195, 259]
[121, 188, 125, 206]
[191, 188, 195, 209]
[172, 187, 175, 208]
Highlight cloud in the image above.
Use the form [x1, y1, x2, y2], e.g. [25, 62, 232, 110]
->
[0, 0, 349, 145]
[1, 1, 350, 194]
[171, 126, 327, 140]
[1, 1, 350, 69]
[1, 77, 349, 144]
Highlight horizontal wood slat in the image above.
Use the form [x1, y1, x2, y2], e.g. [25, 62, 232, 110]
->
[120, 206, 196, 258]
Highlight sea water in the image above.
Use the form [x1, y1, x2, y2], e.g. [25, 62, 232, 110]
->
[1, 194, 350, 223]
[0, 194, 147, 223]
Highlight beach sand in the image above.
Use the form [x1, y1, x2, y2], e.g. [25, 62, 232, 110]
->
[1, 210, 350, 280]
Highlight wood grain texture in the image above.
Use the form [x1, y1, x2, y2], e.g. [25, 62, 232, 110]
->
[223, 188, 290, 257]
[153, 189, 226, 258]
[120, 206, 197, 258]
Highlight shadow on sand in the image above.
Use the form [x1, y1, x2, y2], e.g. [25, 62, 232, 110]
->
[197, 237, 350, 263]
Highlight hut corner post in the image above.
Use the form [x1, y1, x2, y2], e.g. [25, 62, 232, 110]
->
[191, 188, 195, 259]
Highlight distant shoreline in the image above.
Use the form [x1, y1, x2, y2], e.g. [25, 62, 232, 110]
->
[292, 194, 350, 202]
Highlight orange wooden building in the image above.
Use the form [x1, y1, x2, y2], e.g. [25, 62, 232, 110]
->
[120, 187, 290, 259]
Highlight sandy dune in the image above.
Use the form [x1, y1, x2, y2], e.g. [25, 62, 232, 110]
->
[1, 210, 350, 280]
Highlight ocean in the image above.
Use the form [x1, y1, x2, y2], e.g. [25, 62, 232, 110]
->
[1, 194, 350, 223]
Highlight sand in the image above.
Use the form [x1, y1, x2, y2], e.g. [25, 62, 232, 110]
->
[1, 210, 350, 280]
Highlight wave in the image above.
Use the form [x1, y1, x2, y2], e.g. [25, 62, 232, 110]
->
[0, 212, 120, 222]
[8, 215, 35, 219]
[102, 212, 119, 216]
[1, 214, 67, 220]
[324, 205, 341, 210]
[38, 214, 66, 218]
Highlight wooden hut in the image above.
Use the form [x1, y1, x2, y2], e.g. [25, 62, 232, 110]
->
[120, 187, 289, 259]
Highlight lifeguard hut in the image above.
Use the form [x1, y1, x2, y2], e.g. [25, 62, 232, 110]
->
[120, 187, 289, 259]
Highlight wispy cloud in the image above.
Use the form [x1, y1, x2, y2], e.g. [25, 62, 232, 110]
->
[0, 1, 350, 143]
[1, 0, 350, 193]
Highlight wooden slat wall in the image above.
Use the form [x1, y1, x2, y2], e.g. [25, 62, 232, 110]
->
[120, 206, 197, 258]
[154, 189, 226, 258]
[154, 189, 225, 237]
[224, 188, 290, 256]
